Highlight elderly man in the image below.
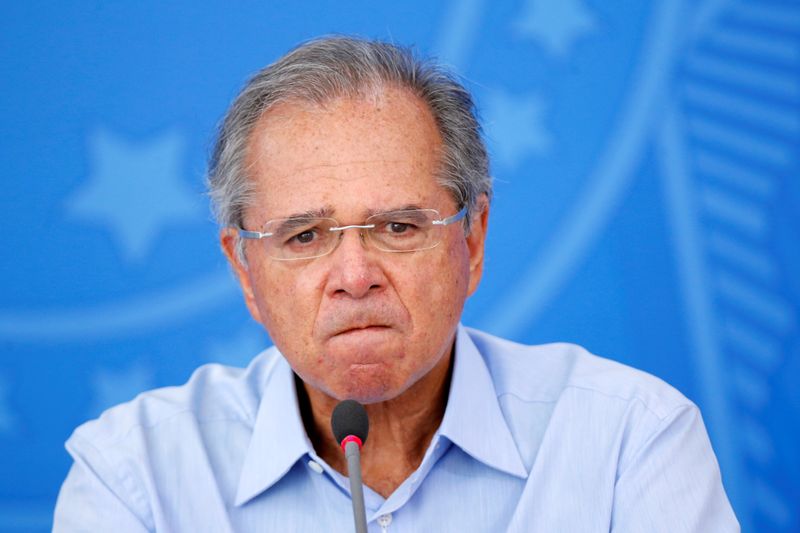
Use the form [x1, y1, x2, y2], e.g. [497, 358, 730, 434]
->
[54, 37, 738, 532]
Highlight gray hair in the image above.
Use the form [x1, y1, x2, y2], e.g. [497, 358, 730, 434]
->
[207, 35, 491, 254]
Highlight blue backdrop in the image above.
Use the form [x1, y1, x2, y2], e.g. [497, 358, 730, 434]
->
[2, 1, 798, 531]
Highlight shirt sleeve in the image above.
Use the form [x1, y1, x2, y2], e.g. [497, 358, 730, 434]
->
[611, 404, 740, 533]
[53, 434, 152, 533]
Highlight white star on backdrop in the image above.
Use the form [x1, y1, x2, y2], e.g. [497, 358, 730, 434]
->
[0, 374, 17, 434]
[512, 0, 597, 58]
[484, 89, 553, 169]
[67, 128, 202, 263]
[88, 362, 154, 418]
[206, 325, 268, 368]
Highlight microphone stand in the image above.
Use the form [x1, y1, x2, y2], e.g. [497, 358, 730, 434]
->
[343, 437, 368, 533]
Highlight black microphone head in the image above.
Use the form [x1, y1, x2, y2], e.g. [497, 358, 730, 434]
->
[331, 399, 369, 445]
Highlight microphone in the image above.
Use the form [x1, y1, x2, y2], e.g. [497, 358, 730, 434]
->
[331, 400, 370, 533]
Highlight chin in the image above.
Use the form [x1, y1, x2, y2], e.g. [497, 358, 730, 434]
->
[328, 364, 407, 404]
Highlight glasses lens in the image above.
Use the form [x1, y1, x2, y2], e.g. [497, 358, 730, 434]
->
[263, 217, 337, 259]
[366, 209, 440, 252]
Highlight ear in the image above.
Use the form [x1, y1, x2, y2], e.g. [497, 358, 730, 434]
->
[220, 228, 264, 324]
[466, 194, 489, 297]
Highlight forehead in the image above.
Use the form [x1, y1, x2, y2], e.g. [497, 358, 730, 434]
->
[244, 87, 449, 219]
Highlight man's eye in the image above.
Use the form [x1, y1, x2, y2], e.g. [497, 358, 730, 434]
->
[388, 222, 411, 233]
[290, 230, 317, 244]
[378, 220, 421, 236]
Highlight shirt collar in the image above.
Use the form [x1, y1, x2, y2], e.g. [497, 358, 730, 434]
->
[235, 325, 528, 506]
[235, 353, 311, 506]
[438, 325, 527, 478]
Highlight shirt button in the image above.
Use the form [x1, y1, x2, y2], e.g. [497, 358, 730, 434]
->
[307, 460, 324, 474]
[377, 513, 393, 528]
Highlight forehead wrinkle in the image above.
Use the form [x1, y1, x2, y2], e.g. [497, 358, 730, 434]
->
[365, 204, 424, 217]
[268, 159, 416, 185]
[273, 203, 431, 224]
[277, 205, 335, 220]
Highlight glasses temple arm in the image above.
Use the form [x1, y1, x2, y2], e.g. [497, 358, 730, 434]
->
[238, 229, 273, 239]
[432, 205, 468, 226]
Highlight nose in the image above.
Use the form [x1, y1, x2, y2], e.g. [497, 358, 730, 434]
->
[325, 227, 385, 299]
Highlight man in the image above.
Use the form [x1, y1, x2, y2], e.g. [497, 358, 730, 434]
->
[54, 36, 739, 531]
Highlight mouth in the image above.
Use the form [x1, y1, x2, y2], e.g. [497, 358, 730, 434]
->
[335, 325, 390, 337]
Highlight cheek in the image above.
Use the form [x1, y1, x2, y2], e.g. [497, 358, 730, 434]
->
[249, 267, 322, 353]
[404, 240, 470, 344]
[434, 238, 470, 303]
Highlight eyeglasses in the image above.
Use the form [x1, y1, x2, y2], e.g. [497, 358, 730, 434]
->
[238, 206, 467, 261]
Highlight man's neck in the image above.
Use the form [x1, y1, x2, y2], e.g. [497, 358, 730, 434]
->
[297, 347, 453, 498]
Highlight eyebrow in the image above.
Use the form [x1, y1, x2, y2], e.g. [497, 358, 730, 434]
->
[277, 203, 426, 219]
[268, 207, 335, 235]
[269, 203, 431, 232]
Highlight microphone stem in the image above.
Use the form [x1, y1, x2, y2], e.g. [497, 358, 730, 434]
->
[344, 440, 368, 533]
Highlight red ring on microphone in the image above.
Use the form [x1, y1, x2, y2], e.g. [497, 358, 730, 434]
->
[340, 434, 363, 451]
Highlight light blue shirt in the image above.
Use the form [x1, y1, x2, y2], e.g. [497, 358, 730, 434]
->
[54, 326, 738, 532]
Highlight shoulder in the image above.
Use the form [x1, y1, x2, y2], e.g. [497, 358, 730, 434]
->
[69, 347, 282, 450]
[464, 327, 701, 474]
[465, 327, 693, 420]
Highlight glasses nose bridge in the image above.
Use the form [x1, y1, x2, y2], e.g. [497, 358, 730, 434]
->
[328, 223, 375, 254]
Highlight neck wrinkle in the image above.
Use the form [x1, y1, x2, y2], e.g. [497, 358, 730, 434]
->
[296, 343, 455, 496]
